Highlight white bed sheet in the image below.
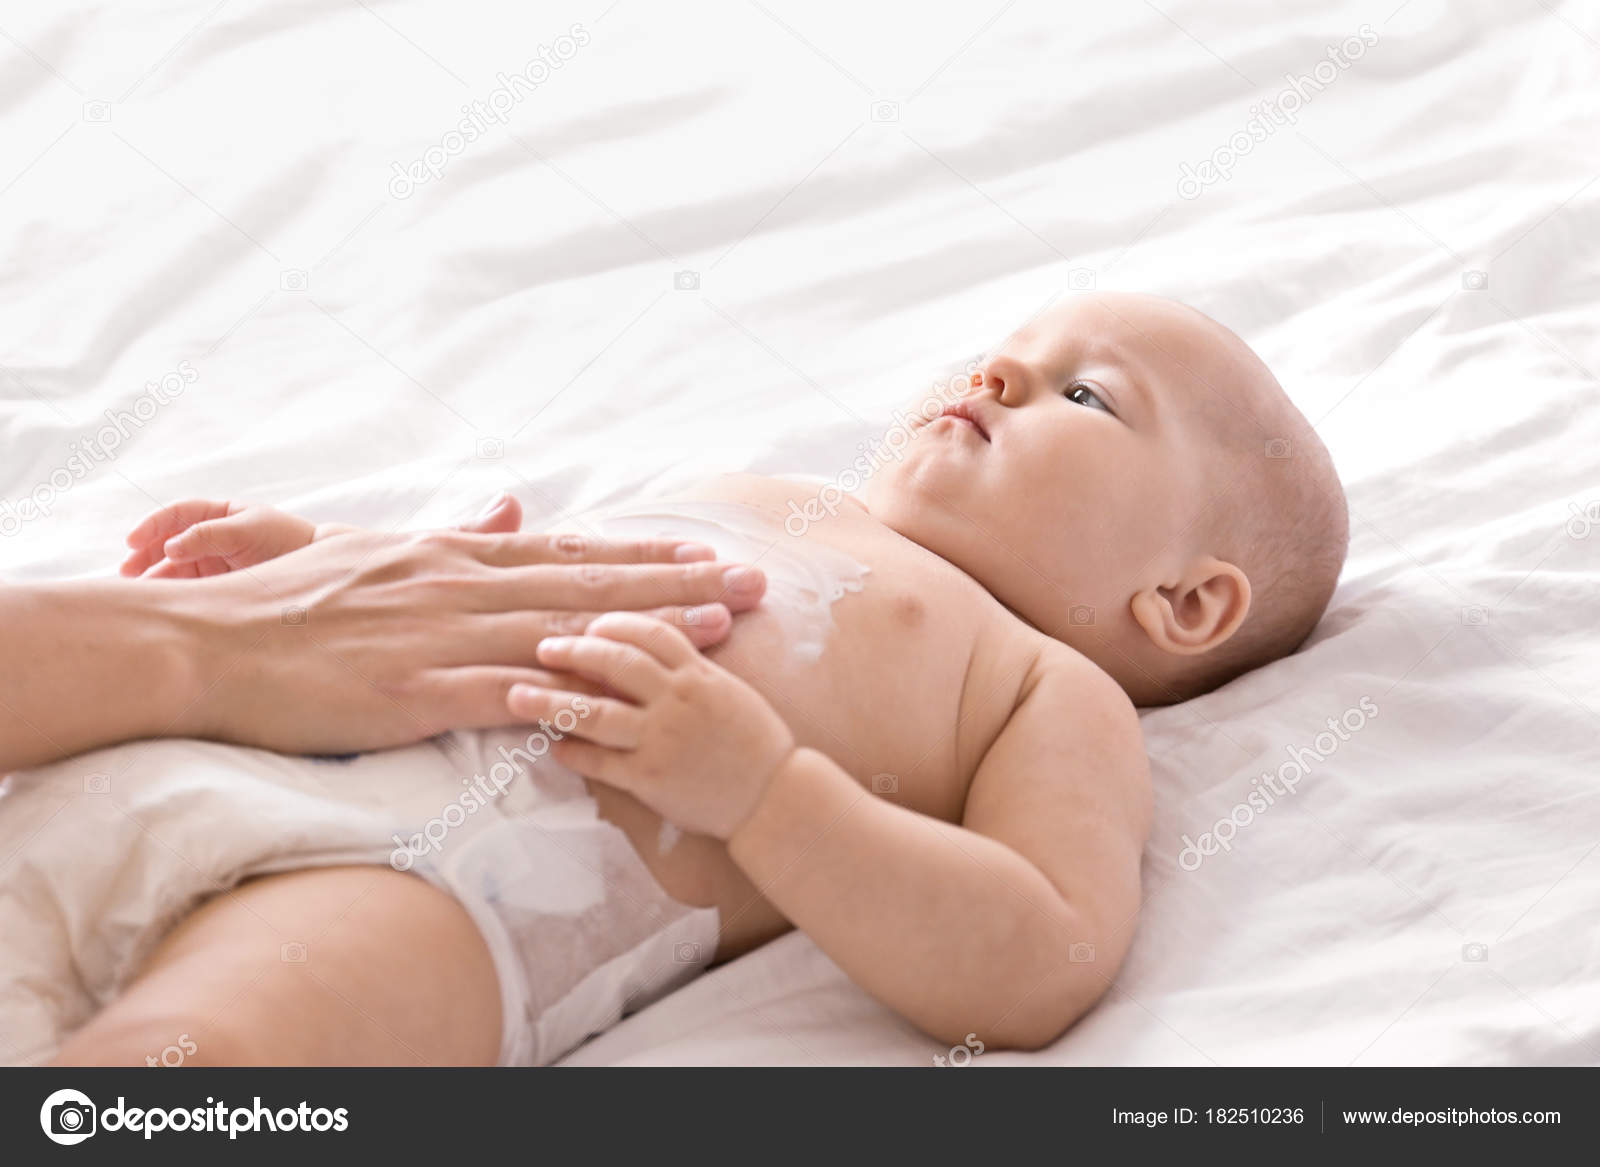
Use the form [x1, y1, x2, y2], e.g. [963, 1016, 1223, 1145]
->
[0, 0, 1595, 1065]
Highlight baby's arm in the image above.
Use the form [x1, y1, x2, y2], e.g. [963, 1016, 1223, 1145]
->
[520, 618, 1151, 1051]
[729, 650, 1151, 1050]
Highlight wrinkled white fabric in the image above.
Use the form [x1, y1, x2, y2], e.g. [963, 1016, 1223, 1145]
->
[0, 0, 1594, 1065]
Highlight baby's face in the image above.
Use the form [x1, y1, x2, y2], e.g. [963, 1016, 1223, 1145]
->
[865, 293, 1265, 646]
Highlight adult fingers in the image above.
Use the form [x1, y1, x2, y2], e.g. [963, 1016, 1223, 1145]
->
[472, 561, 765, 614]
[465, 530, 718, 568]
[469, 604, 732, 659]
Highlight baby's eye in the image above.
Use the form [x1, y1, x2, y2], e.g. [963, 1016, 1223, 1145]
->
[1064, 382, 1112, 413]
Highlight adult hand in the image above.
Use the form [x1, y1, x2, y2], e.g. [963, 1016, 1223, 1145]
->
[0, 502, 764, 769]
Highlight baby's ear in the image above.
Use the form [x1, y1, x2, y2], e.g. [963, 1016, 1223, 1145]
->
[1129, 557, 1251, 657]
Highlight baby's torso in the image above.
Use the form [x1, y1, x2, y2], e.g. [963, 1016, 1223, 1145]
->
[553, 474, 1049, 958]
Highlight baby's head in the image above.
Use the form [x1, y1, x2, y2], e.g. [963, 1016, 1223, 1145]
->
[865, 292, 1347, 705]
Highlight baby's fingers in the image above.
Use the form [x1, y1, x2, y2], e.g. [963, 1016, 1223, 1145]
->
[163, 514, 261, 566]
[547, 737, 639, 790]
[123, 499, 237, 549]
[119, 542, 168, 577]
[507, 686, 641, 748]
[141, 556, 204, 579]
[534, 634, 668, 703]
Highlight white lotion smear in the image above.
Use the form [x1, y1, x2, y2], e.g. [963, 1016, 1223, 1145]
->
[584, 500, 869, 667]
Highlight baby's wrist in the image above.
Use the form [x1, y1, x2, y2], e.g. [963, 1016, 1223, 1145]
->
[727, 746, 820, 860]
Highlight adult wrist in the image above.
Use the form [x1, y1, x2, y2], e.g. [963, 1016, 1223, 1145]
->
[100, 578, 213, 741]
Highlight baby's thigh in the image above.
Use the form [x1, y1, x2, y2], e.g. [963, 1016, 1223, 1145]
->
[51, 866, 501, 1066]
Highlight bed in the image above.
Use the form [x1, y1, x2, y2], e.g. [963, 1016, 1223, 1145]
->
[1, 0, 1595, 1066]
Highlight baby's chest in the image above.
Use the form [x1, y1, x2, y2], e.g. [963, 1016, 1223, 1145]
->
[707, 569, 998, 821]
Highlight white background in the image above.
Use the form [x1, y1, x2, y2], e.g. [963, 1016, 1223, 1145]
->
[0, 0, 1596, 1064]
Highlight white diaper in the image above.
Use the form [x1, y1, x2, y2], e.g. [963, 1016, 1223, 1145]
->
[0, 729, 718, 1066]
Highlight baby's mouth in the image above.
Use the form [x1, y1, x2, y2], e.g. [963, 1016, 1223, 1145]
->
[939, 401, 990, 442]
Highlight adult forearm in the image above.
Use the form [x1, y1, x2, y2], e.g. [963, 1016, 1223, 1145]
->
[727, 749, 1097, 1050]
[1, 526, 764, 770]
[0, 579, 199, 772]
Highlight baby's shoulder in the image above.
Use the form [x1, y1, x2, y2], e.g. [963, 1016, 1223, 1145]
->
[997, 634, 1147, 787]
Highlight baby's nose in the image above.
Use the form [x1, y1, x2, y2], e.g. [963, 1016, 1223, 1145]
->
[981, 353, 1034, 404]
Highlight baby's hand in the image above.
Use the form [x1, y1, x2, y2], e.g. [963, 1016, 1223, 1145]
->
[119, 500, 316, 578]
[519, 612, 796, 840]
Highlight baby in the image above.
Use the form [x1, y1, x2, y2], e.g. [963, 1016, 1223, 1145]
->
[24, 292, 1346, 1066]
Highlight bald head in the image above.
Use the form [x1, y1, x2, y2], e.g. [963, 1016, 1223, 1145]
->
[1155, 300, 1348, 699]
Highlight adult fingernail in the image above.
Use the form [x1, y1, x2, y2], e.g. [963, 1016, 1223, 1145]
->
[722, 566, 759, 592]
[675, 543, 715, 562]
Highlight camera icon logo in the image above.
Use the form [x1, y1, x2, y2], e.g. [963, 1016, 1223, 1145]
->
[1068, 604, 1095, 626]
[1461, 942, 1488, 962]
[40, 1088, 97, 1145]
[1460, 606, 1488, 627]
[281, 941, 308, 963]
[1265, 438, 1292, 459]
[673, 270, 700, 291]
[83, 772, 111, 794]
[1461, 270, 1488, 291]
[82, 101, 111, 123]
[870, 100, 900, 122]
[279, 269, 309, 292]
[281, 606, 307, 626]
[871, 773, 899, 795]
[673, 941, 702, 963]
[1068, 268, 1096, 291]
[1069, 942, 1096, 963]
[1565, 500, 1600, 540]
[476, 437, 505, 460]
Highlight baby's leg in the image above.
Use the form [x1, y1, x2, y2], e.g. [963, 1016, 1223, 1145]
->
[51, 866, 501, 1066]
